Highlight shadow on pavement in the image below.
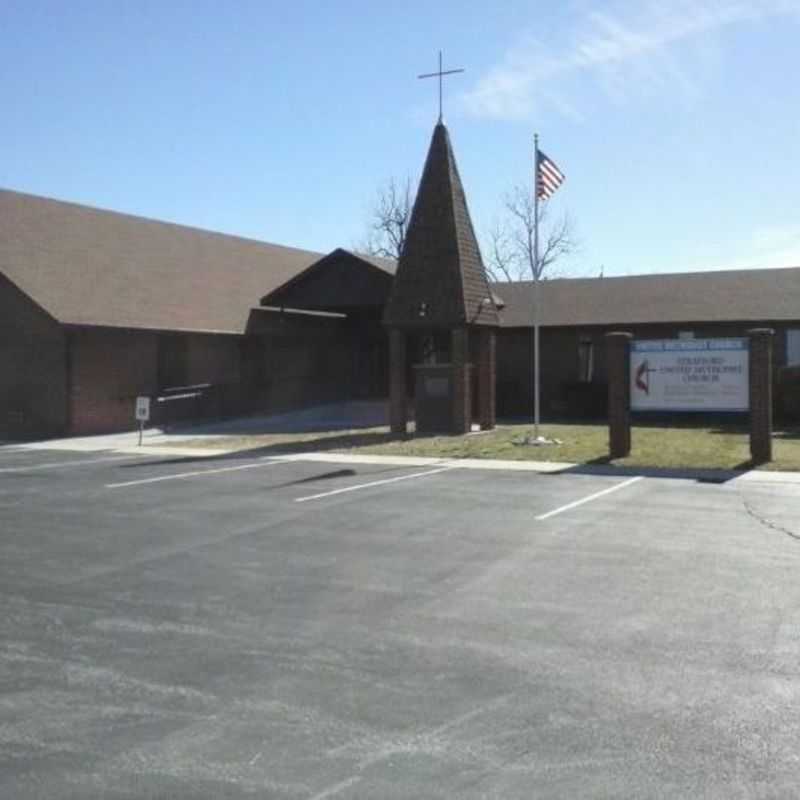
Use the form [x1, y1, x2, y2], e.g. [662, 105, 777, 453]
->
[119, 430, 404, 470]
[556, 455, 753, 484]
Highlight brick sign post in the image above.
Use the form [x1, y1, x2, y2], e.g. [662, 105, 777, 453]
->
[477, 328, 497, 431]
[389, 329, 408, 435]
[748, 328, 774, 464]
[605, 332, 633, 459]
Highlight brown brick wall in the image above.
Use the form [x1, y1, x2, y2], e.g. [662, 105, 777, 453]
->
[69, 327, 158, 435]
[185, 333, 241, 386]
[477, 328, 496, 430]
[0, 275, 67, 438]
[388, 329, 408, 434]
[67, 314, 360, 435]
[451, 327, 471, 434]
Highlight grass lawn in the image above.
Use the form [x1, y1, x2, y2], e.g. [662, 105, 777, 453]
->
[156, 422, 800, 472]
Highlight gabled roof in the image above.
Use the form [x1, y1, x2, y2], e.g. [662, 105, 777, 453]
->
[261, 248, 394, 313]
[349, 251, 397, 275]
[383, 123, 499, 328]
[0, 188, 322, 334]
[494, 267, 800, 328]
[3, 188, 797, 337]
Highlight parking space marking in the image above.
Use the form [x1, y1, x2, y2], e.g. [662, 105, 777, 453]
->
[0, 454, 145, 474]
[106, 457, 291, 488]
[535, 476, 643, 521]
[295, 466, 457, 503]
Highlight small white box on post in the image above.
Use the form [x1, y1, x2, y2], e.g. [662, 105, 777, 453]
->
[135, 396, 150, 446]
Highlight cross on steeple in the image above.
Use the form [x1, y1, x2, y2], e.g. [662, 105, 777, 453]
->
[418, 50, 465, 122]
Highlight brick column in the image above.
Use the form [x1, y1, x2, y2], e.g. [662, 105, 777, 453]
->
[477, 328, 496, 430]
[388, 328, 407, 435]
[451, 327, 471, 434]
[605, 332, 632, 459]
[748, 328, 774, 464]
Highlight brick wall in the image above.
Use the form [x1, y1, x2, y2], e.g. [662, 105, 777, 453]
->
[69, 327, 158, 435]
[65, 312, 367, 436]
[0, 275, 67, 438]
[249, 310, 362, 412]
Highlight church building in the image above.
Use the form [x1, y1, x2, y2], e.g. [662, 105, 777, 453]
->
[2, 122, 800, 440]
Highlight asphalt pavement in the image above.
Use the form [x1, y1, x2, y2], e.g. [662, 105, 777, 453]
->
[2, 446, 800, 798]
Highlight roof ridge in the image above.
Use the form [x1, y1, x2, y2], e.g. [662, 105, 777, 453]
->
[489, 263, 800, 287]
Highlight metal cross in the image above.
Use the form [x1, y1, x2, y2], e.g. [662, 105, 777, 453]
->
[418, 51, 465, 122]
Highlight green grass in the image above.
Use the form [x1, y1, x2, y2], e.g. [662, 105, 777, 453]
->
[353, 423, 800, 471]
[155, 422, 800, 472]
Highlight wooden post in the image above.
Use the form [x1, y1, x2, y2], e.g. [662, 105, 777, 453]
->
[389, 328, 407, 435]
[605, 332, 632, 459]
[748, 328, 774, 464]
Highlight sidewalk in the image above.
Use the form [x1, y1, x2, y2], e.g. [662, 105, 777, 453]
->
[6, 434, 800, 484]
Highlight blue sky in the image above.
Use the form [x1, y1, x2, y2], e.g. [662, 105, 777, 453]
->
[2, 0, 799, 276]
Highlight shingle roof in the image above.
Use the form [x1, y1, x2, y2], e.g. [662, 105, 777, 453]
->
[494, 268, 800, 327]
[383, 123, 499, 328]
[0, 188, 322, 334]
[261, 248, 394, 312]
[3, 188, 798, 336]
[351, 251, 397, 275]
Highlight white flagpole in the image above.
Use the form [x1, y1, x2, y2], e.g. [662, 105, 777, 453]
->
[533, 134, 541, 440]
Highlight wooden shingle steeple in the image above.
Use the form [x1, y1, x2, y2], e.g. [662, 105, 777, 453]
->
[383, 122, 499, 328]
[385, 121, 500, 436]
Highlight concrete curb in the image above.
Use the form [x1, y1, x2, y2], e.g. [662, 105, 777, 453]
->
[6, 439, 800, 483]
[236, 451, 800, 483]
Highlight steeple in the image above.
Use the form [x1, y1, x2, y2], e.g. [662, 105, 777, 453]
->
[383, 122, 499, 328]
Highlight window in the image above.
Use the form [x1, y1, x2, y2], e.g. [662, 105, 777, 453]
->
[577, 336, 594, 382]
[787, 330, 800, 366]
[678, 330, 695, 340]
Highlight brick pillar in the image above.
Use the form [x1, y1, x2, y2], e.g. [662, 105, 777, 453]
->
[477, 328, 496, 430]
[389, 328, 407, 435]
[605, 332, 632, 459]
[451, 327, 471, 434]
[748, 328, 774, 464]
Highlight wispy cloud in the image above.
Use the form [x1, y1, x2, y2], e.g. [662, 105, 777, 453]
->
[460, 0, 800, 121]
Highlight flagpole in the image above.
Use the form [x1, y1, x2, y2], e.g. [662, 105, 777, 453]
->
[533, 133, 541, 440]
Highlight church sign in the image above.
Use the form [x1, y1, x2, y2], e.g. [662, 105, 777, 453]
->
[630, 338, 749, 412]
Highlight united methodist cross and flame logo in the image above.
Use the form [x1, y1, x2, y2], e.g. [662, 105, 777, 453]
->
[634, 360, 656, 395]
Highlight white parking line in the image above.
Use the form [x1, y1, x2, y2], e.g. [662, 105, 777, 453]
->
[0, 455, 144, 474]
[105, 457, 290, 488]
[295, 466, 457, 503]
[535, 476, 643, 521]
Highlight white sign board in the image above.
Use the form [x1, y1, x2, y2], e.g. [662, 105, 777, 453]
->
[135, 396, 151, 422]
[630, 338, 749, 412]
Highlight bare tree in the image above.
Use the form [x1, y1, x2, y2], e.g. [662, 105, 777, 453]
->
[359, 176, 414, 261]
[485, 185, 577, 282]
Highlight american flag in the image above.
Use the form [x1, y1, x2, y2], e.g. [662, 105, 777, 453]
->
[536, 149, 565, 200]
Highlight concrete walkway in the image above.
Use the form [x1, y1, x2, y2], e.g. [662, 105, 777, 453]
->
[2, 401, 390, 455]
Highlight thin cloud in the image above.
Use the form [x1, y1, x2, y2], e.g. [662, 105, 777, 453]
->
[460, 0, 800, 120]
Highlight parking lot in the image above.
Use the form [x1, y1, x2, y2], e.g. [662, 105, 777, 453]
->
[3, 445, 800, 798]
